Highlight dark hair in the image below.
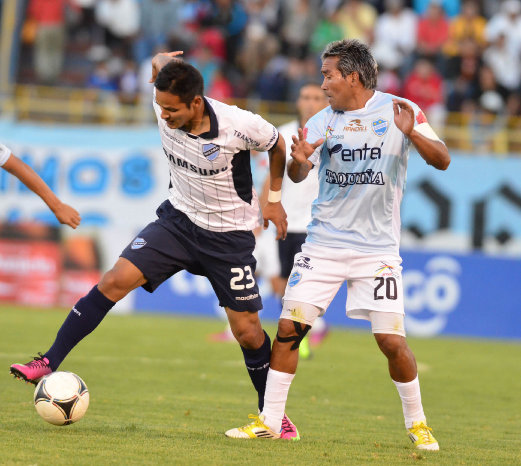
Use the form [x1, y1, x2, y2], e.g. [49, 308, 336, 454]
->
[154, 61, 204, 106]
[322, 39, 378, 90]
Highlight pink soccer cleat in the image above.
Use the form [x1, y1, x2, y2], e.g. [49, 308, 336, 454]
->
[10, 353, 52, 385]
[280, 413, 300, 441]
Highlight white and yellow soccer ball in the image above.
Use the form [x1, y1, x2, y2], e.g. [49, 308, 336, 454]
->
[33, 372, 89, 425]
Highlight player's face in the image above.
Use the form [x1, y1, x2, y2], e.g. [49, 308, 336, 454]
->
[155, 90, 196, 130]
[296, 85, 329, 123]
[321, 57, 352, 112]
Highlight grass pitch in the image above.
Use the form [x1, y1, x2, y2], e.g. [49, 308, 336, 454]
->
[1, 306, 520, 465]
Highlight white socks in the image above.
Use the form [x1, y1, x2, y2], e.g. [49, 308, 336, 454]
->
[262, 368, 295, 432]
[393, 375, 426, 429]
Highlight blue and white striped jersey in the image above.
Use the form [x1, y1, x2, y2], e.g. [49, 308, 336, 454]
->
[305, 91, 435, 254]
[153, 92, 279, 232]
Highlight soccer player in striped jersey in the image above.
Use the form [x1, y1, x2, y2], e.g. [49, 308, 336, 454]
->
[10, 52, 299, 438]
[0, 143, 80, 228]
[227, 40, 450, 449]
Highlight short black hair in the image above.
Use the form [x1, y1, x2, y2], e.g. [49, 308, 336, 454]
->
[322, 40, 378, 90]
[154, 61, 204, 106]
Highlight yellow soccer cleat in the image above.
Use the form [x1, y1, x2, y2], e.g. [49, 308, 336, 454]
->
[225, 414, 280, 439]
[408, 421, 439, 451]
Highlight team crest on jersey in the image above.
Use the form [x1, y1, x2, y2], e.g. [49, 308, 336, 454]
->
[288, 271, 302, 287]
[372, 118, 389, 137]
[131, 237, 147, 249]
[202, 143, 220, 161]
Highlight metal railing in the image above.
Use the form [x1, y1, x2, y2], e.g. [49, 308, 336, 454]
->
[4, 84, 521, 154]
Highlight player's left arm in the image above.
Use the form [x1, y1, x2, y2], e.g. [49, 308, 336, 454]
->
[2, 153, 81, 229]
[263, 133, 288, 240]
[393, 99, 450, 171]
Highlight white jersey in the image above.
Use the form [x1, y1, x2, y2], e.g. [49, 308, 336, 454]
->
[0, 143, 11, 166]
[279, 120, 319, 233]
[153, 92, 279, 232]
[305, 91, 436, 255]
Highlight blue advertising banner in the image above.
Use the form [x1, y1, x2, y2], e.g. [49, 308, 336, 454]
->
[134, 250, 521, 340]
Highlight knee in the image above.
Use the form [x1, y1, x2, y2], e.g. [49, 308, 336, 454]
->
[233, 324, 264, 349]
[277, 318, 298, 339]
[98, 269, 131, 297]
[375, 333, 407, 358]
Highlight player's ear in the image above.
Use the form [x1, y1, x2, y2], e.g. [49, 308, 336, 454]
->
[191, 95, 203, 109]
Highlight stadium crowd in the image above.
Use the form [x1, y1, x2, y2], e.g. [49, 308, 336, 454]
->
[17, 0, 521, 126]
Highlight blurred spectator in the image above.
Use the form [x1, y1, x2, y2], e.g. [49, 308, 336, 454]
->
[377, 64, 402, 95]
[134, 0, 182, 64]
[202, 0, 249, 65]
[188, 45, 220, 91]
[237, 0, 280, 87]
[207, 67, 234, 100]
[416, 0, 450, 70]
[483, 33, 521, 100]
[372, 0, 417, 76]
[310, 10, 346, 55]
[27, 0, 74, 84]
[485, 0, 521, 56]
[95, 0, 140, 56]
[445, 38, 481, 111]
[443, 0, 486, 78]
[87, 60, 118, 91]
[413, 0, 460, 17]
[256, 54, 289, 101]
[337, 0, 378, 44]
[403, 58, 446, 127]
[280, 0, 320, 58]
[118, 59, 139, 105]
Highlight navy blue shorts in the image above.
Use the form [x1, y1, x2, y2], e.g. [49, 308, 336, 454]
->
[278, 232, 307, 278]
[120, 200, 262, 311]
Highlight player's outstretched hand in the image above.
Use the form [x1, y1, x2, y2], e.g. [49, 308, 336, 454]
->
[393, 99, 414, 136]
[53, 202, 81, 229]
[149, 51, 184, 83]
[290, 128, 324, 164]
[263, 201, 288, 241]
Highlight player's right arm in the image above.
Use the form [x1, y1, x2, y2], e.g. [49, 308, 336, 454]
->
[288, 128, 324, 183]
[1, 147, 81, 229]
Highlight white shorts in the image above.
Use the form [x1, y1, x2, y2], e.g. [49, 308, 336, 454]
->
[282, 242, 404, 322]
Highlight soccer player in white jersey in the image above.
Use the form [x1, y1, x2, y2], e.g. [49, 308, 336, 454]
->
[10, 52, 299, 439]
[0, 143, 80, 228]
[226, 40, 450, 449]
[276, 83, 330, 358]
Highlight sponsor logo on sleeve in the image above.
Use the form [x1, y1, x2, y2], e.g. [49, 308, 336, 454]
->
[131, 237, 147, 249]
[372, 118, 389, 137]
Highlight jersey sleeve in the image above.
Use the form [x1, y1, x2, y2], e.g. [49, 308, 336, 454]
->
[305, 113, 325, 166]
[0, 143, 12, 167]
[234, 108, 279, 152]
[410, 101, 442, 142]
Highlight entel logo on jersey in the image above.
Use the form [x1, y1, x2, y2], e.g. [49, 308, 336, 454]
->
[403, 256, 461, 337]
[344, 119, 367, 132]
[202, 143, 220, 161]
[372, 119, 389, 137]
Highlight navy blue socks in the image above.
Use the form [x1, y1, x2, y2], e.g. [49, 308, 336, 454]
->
[45, 285, 115, 370]
[240, 330, 271, 411]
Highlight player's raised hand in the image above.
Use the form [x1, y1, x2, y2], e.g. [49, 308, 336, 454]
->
[149, 51, 184, 83]
[53, 202, 81, 229]
[290, 128, 324, 164]
[263, 202, 288, 241]
[393, 99, 415, 136]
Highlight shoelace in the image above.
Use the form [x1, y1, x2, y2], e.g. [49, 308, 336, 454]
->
[281, 416, 294, 434]
[412, 423, 433, 442]
[28, 353, 48, 368]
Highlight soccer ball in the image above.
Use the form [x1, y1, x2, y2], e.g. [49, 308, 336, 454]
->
[33, 372, 89, 425]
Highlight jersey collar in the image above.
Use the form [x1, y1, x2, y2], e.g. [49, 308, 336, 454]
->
[196, 97, 219, 139]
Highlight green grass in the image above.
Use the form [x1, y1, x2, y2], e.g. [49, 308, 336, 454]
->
[1, 306, 520, 465]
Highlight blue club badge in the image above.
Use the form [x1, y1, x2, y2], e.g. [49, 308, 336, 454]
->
[288, 271, 302, 287]
[372, 118, 389, 137]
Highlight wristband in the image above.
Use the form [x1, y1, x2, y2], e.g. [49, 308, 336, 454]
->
[268, 190, 282, 203]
